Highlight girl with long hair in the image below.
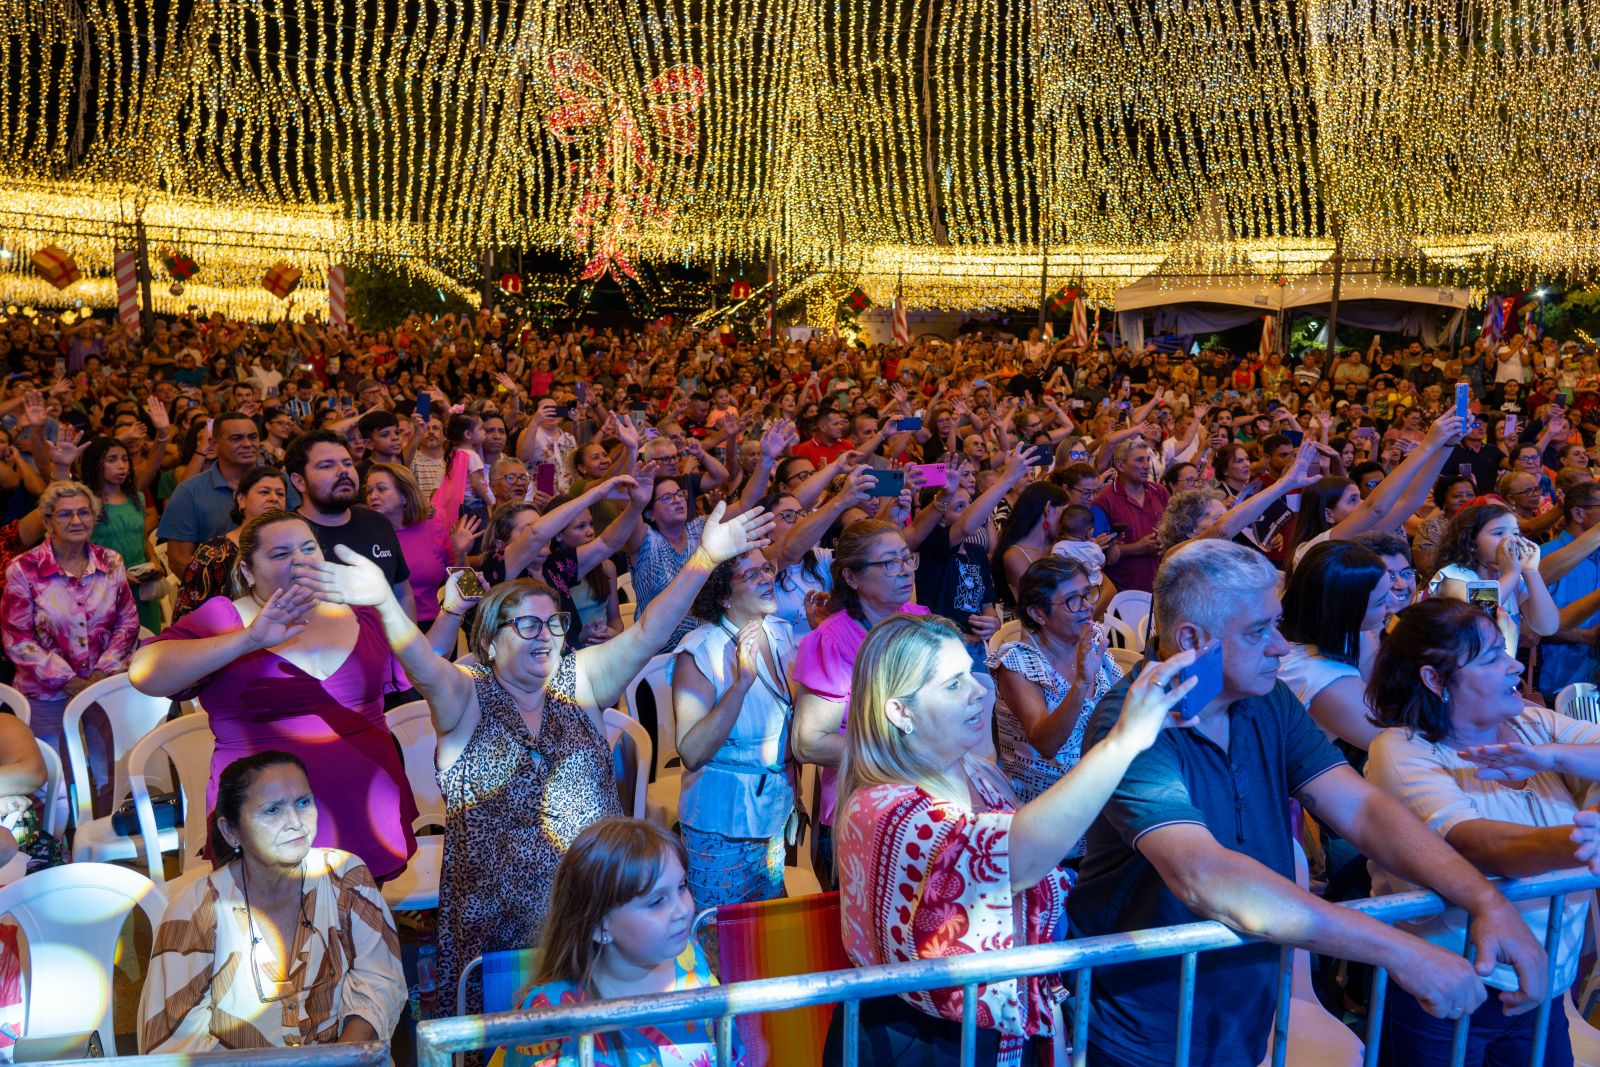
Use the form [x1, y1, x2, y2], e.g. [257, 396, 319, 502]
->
[76, 435, 163, 631]
[1428, 503, 1559, 658]
[990, 481, 1068, 607]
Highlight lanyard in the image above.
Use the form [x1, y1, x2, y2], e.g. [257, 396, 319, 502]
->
[718, 619, 793, 714]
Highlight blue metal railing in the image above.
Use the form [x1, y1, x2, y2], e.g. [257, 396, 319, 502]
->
[415, 867, 1600, 1067]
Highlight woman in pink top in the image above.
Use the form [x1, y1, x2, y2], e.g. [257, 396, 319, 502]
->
[792, 520, 928, 888]
[128, 509, 471, 882]
[363, 462, 479, 624]
[827, 614, 1195, 1067]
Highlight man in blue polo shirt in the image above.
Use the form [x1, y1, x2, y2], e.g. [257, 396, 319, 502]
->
[1068, 539, 1548, 1067]
[155, 411, 260, 580]
[1536, 480, 1600, 699]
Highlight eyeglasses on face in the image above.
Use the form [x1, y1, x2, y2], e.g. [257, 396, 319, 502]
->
[656, 489, 689, 504]
[1053, 586, 1102, 613]
[773, 508, 809, 523]
[503, 612, 573, 639]
[1387, 568, 1418, 582]
[857, 552, 919, 577]
[734, 562, 778, 584]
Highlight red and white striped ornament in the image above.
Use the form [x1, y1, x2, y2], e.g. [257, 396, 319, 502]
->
[327, 263, 348, 332]
[892, 293, 910, 345]
[114, 249, 141, 339]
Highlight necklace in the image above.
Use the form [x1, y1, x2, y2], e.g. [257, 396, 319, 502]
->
[718, 618, 792, 711]
[241, 857, 308, 1003]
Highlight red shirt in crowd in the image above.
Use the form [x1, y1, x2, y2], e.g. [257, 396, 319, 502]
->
[791, 437, 855, 468]
[1093, 476, 1170, 593]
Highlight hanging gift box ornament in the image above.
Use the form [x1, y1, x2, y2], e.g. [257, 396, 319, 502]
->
[261, 260, 302, 299]
[730, 280, 751, 300]
[161, 248, 199, 281]
[499, 272, 524, 294]
[31, 246, 80, 291]
[844, 288, 870, 313]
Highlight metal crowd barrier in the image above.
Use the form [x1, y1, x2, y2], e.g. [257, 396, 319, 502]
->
[51, 1041, 391, 1066]
[416, 867, 1600, 1067]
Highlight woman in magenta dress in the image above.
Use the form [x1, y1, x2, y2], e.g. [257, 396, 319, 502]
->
[130, 509, 418, 881]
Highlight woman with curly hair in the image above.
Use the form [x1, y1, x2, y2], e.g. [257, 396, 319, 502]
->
[670, 548, 798, 914]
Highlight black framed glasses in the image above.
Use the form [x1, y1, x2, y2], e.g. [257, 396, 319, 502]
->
[505, 612, 573, 639]
[1055, 586, 1102, 613]
[773, 508, 809, 523]
[656, 489, 689, 504]
[858, 552, 919, 577]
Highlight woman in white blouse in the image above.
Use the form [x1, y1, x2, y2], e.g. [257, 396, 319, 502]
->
[1366, 598, 1600, 1066]
[671, 548, 798, 912]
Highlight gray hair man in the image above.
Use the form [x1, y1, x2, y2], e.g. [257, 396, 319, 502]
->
[1067, 539, 1546, 1067]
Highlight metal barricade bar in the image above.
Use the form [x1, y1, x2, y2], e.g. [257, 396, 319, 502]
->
[52, 1042, 391, 1066]
[416, 867, 1600, 1067]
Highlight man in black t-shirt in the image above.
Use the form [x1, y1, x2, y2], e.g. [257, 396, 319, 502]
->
[286, 429, 416, 617]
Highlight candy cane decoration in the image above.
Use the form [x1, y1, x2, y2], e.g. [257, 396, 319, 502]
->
[114, 249, 141, 339]
[327, 263, 348, 331]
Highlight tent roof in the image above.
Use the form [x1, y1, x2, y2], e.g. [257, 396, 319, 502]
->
[1114, 271, 1470, 314]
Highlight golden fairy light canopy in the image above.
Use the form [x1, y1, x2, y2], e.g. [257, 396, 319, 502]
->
[1, 0, 1598, 310]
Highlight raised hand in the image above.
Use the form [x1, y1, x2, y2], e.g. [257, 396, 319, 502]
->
[20, 391, 46, 429]
[1108, 648, 1200, 752]
[450, 514, 484, 559]
[1424, 411, 1468, 449]
[293, 544, 395, 608]
[245, 584, 317, 649]
[600, 474, 640, 501]
[440, 567, 485, 616]
[803, 589, 832, 631]
[49, 426, 84, 471]
[840, 464, 878, 508]
[145, 395, 170, 435]
[698, 500, 776, 564]
[730, 620, 763, 688]
[761, 419, 797, 461]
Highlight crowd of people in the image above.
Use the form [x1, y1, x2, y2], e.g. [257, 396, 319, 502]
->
[4, 301, 1600, 1064]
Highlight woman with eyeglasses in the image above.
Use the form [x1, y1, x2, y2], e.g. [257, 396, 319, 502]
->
[294, 500, 774, 1014]
[760, 467, 877, 635]
[988, 558, 1120, 819]
[139, 751, 406, 1052]
[670, 548, 799, 915]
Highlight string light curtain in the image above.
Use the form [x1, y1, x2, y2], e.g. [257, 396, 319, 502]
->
[5, 0, 1600, 306]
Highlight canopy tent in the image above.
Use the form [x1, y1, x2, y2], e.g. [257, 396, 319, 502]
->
[1114, 271, 1471, 351]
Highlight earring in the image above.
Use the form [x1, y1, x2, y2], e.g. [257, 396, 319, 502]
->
[599, 932, 612, 945]
[1441, 690, 1451, 705]
[896, 719, 914, 735]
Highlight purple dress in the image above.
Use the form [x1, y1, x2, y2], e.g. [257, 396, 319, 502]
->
[152, 597, 419, 881]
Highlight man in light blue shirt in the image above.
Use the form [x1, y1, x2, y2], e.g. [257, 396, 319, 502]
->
[155, 412, 261, 579]
[1536, 480, 1600, 699]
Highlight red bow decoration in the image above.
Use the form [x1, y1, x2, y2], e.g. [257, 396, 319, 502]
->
[844, 288, 870, 313]
[161, 248, 199, 281]
[500, 272, 524, 293]
[731, 280, 751, 300]
[546, 51, 707, 282]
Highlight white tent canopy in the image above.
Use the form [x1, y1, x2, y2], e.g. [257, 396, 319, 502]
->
[1114, 271, 1470, 350]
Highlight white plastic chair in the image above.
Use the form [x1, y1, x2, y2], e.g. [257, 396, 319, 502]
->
[1107, 590, 1152, 648]
[0, 684, 30, 725]
[455, 651, 479, 668]
[616, 571, 635, 604]
[604, 709, 652, 821]
[1558, 683, 1600, 724]
[623, 653, 680, 827]
[988, 618, 1023, 655]
[0, 863, 164, 1057]
[63, 673, 178, 862]
[128, 713, 216, 891]
[382, 701, 446, 912]
[1107, 646, 1143, 675]
[1102, 613, 1143, 653]
[1257, 841, 1364, 1067]
[620, 600, 638, 629]
[0, 741, 66, 887]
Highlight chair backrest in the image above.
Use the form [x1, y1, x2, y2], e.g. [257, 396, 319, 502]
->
[129, 713, 215, 890]
[1558, 683, 1600, 723]
[63, 673, 176, 828]
[0, 685, 31, 726]
[1107, 646, 1143, 676]
[1101, 612, 1143, 652]
[619, 600, 638, 629]
[616, 571, 635, 604]
[603, 708, 653, 821]
[388, 701, 445, 820]
[36, 740, 64, 839]
[714, 892, 850, 1067]
[623, 653, 678, 777]
[1107, 589, 1152, 629]
[988, 618, 1023, 655]
[0, 863, 164, 1053]
[456, 946, 542, 1019]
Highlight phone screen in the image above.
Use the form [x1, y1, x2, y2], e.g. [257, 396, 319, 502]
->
[896, 416, 923, 432]
[1456, 382, 1471, 421]
[536, 462, 557, 496]
[1282, 430, 1304, 447]
[416, 391, 432, 423]
[1466, 580, 1500, 615]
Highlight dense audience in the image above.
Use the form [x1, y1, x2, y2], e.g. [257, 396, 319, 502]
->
[7, 304, 1600, 1062]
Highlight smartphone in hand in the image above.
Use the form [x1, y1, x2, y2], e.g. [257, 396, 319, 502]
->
[1175, 641, 1225, 720]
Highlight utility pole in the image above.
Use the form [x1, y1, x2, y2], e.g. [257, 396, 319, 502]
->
[134, 217, 154, 336]
[1320, 214, 1344, 382]
[1037, 246, 1050, 331]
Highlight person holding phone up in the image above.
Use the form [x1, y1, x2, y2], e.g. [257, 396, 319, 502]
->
[1069, 539, 1548, 1067]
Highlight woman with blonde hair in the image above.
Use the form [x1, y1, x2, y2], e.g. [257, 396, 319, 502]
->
[828, 613, 1197, 1067]
[490, 816, 742, 1067]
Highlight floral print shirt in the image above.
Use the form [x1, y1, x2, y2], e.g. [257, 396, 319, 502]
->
[0, 540, 138, 700]
[836, 759, 1072, 1067]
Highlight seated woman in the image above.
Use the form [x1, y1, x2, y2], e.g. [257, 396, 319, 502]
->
[172, 465, 289, 621]
[0, 481, 138, 790]
[490, 817, 740, 1067]
[671, 550, 797, 914]
[139, 751, 406, 1052]
[987, 558, 1120, 813]
[0, 713, 46, 873]
[1428, 503, 1559, 658]
[130, 509, 444, 883]
[1365, 599, 1600, 1066]
[828, 613, 1195, 1067]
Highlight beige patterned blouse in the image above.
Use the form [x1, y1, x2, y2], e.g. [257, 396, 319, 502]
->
[138, 848, 407, 1052]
